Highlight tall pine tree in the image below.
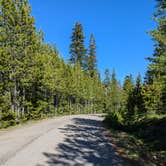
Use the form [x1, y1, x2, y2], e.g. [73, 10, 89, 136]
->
[69, 22, 87, 69]
[87, 33, 97, 77]
[110, 70, 121, 112]
[146, 0, 166, 113]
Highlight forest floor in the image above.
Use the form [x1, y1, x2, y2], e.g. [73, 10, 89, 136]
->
[104, 117, 166, 166]
[0, 114, 124, 166]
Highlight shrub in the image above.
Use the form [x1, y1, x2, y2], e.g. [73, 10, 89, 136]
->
[1, 111, 16, 128]
[104, 112, 123, 129]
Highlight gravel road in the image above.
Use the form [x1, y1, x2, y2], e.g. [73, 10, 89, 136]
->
[0, 114, 123, 166]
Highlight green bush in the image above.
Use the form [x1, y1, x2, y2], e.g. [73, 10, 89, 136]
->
[104, 112, 124, 129]
[1, 111, 16, 128]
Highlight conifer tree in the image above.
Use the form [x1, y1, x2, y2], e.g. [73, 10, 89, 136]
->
[126, 74, 145, 120]
[0, 0, 107, 128]
[110, 70, 121, 112]
[0, 0, 38, 119]
[103, 69, 111, 112]
[123, 75, 134, 93]
[122, 75, 134, 114]
[103, 69, 111, 91]
[134, 74, 145, 114]
[142, 79, 162, 114]
[87, 34, 97, 77]
[146, 0, 166, 113]
[69, 22, 87, 69]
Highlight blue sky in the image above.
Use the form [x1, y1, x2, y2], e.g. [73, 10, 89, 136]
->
[29, 0, 156, 82]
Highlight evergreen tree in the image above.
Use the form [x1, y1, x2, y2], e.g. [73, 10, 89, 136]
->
[122, 75, 134, 114]
[69, 22, 87, 69]
[123, 75, 134, 93]
[142, 79, 162, 114]
[146, 0, 166, 113]
[126, 74, 145, 121]
[103, 69, 111, 112]
[0, 0, 107, 128]
[110, 70, 121, 112]
[103, 69, 111, 91]
[38, 29, 44, 44]
[87, 34, 97, 77]
[134, 74, 145, 114]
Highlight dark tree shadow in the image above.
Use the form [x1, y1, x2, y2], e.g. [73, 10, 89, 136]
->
[38, 115, 124, 166]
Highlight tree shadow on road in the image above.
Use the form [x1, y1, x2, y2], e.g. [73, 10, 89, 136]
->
[39, 116, 123, 166]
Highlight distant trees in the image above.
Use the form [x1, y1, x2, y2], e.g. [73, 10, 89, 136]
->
[105, 0, 166, 127]
[69, 23, 98, 77]
[103, 69, 122, 113]
[103, 69, 111, 112]
[109, 70, 122, 113]
[0, 1, 105, 128]
[103, 69, 111, 92]
[0, 0, 165, 129]
[103, 2, 166, 162]
[125, 74, 145, 122]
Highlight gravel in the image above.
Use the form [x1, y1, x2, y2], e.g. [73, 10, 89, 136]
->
[0, 114, 123, 166]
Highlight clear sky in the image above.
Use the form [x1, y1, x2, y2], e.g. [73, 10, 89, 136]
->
[29, 0, 156, 82]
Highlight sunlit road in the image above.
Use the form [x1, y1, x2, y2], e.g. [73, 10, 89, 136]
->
[0, 114, 123, 166]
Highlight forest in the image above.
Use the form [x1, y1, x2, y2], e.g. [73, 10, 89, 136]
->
[0, 0, 165, 124]
[0, 0, 106, 128]
[0, 0, 166, 162]
[0, 0, 165, 164]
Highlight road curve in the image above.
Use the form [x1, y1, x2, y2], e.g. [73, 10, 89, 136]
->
[0, 114, 123, 166]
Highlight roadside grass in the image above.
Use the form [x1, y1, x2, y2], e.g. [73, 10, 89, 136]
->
[0, 113, 63, 132]
[0, 110, 102, 131]
[103, 115, 166, 166]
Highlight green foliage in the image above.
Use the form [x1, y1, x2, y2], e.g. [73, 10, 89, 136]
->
[104, 112, 123, 129]
[1, 111, 16, 128]
[86, 33, 97, 77]
[146, 0, 166, 114]
[0, 0, 165, 135]
[105, 125, 166, 165]
[125, 74, 146, 123]
[104, 2, 166, 163]
[0, 1, 105, 128]
[109, 70, 122, 112]
[103, 69, 122, 113]
[69, 22, 87, 69]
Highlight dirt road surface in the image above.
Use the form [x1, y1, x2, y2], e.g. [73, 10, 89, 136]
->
[0, 114, 123, 166]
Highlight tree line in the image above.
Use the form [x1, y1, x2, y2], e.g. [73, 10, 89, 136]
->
[104, 0, 166, 126]
[0, 0, 104, 128]
[104, 1, 166, 161]
[0, 0, 165, 128]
